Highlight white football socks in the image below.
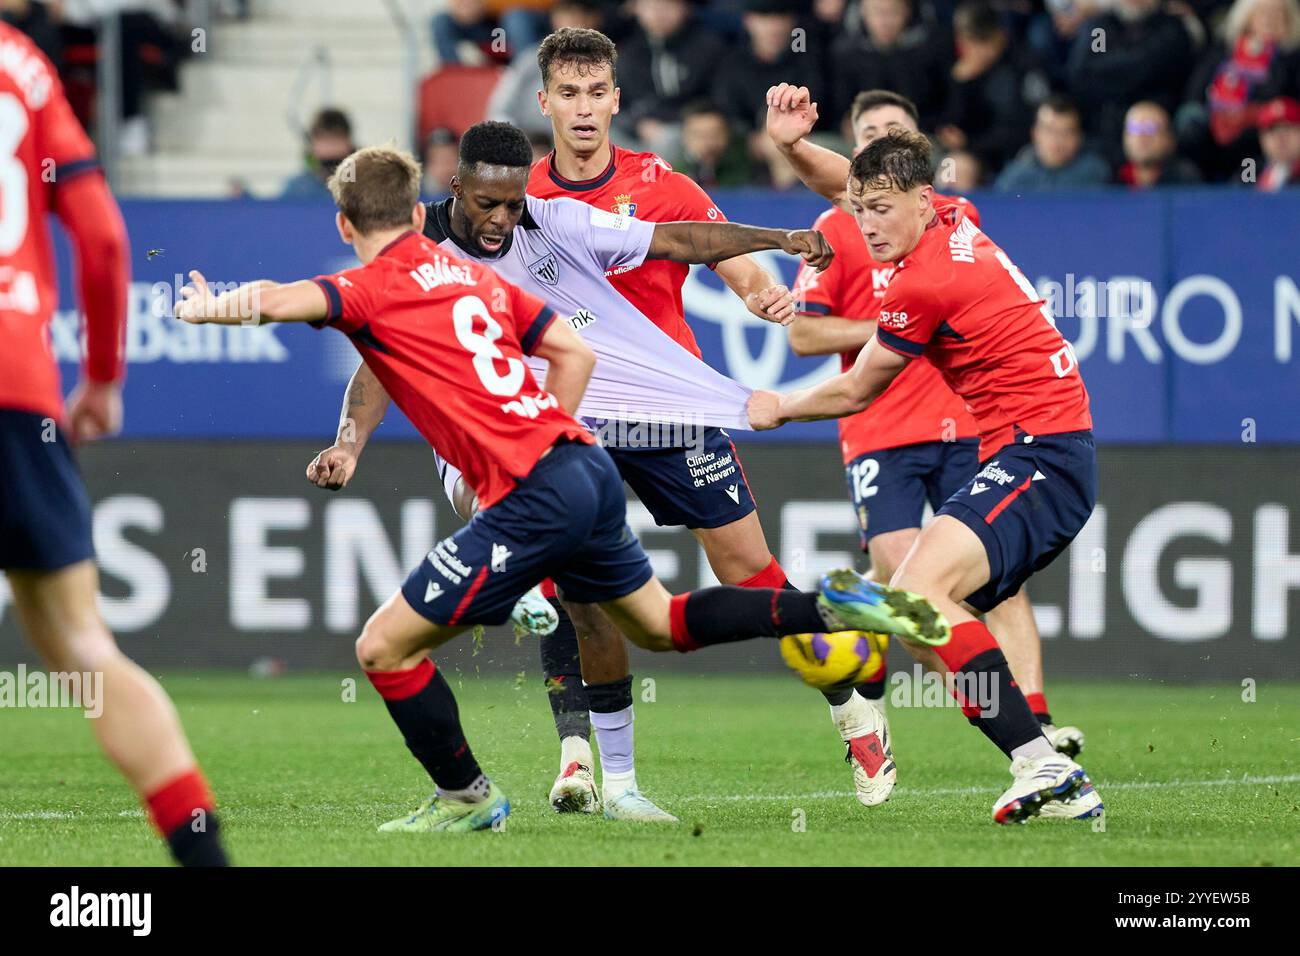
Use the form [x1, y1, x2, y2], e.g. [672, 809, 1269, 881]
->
[589, 705, 636, 798]
[1010, 735, 1057, 761]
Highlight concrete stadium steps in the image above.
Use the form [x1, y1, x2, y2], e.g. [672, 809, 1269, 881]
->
[117, 0, 432, 197]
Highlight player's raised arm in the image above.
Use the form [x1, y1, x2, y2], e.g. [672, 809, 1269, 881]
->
[765, 83, 853, 212]
[174, 272, 329, 325]
[529, 305, 596, 416]
[647, 221, 834, 272]
[307, 361, 392, 491]
[748, 337, 909, 430]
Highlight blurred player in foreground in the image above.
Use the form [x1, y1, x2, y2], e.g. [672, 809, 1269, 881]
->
[751, 86, 1103, 824]
[177, 145, 923, 833]
[0, 22, 228, 865]
[306, 118, 818, 822]
[776, 88, 1083, 808]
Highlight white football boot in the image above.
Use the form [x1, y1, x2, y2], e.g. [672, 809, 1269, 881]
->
[992, 752, 1094, 825]
[549, 761, 600, 814]
[1039, 777, 1104, 820]
[603, 788, 679, 823]
[1042, 723, 1086, 759]
[832, 693, 896, 806]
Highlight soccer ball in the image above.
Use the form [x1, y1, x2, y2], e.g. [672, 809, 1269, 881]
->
[779, 631, 887, 691]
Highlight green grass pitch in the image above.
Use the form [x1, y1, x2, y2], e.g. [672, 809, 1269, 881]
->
[2, 672, 1297, 866]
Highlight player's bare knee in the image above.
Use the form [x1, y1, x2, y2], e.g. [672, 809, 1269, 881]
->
[44, 624, 118, 674]
[355, 624, 401, 672]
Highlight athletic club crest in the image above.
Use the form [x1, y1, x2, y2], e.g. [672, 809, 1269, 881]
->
[612, 193, 637, 217]
[528, 251, 559, 285]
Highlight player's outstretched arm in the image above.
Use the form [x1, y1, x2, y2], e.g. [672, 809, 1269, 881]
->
[307, 361, 391, 491]
[748, 337, 908, 429]
[715, 256, 796, 325]
[765, 83, 853, 211]
[647, 221, 834, 272]
[530, 308, 596, 416]
[787, 314, 877, 356]
[174, 271, 328, 325]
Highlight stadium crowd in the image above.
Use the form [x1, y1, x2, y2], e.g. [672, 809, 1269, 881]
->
[6, 0, 1299, 191]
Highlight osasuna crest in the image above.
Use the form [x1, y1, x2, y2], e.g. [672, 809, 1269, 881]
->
[612, 192, 637, 217]
[528, 252, 559, 286]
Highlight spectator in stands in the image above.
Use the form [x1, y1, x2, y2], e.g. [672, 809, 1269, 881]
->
[996, 95, 1111, 189]
[616, 0, 726, 153]
[432, 0, 512, 66]
[487, 0, 605, 137]
[937, 147, 984, 192]
[1118, 101, 1202, 186]
[281, 108, 356, 199]
[422, 127, 460, 197]
[1066, 0, 1199, 162]
[937, 0, 1050, 174]
[712, 0, 823, 137]
[828, 0, 953, 129]
[1180, 0, 1300, 179]
[1027, 0, 1105, 87]
[1255, 94, 1300, 186]
[671, 101, 756, 187]
[2, 0, 61, 67]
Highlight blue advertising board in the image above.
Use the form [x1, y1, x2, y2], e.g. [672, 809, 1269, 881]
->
[51, 189, 1300, 443]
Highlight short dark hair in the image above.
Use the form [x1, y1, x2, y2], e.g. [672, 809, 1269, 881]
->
[849, 128, 933, 193]
[850, 89, 919, 128]
[953, 1, 1004, 41]
[328, 146, 421, 235]
[1040, 93, 1081, 122]
[537, 27, 618, 89]
[458, 121, 533, 173]
[310, 107, 352, 139]
[681, 100, 727, 124]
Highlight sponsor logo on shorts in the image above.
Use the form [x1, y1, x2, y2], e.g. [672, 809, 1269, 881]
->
[725, 484, 740, 504]
[424, 581, 443, 603]
[975, 461, 1017, 486]
[427, 540, 472, 585]
[491, 543, 512, 573]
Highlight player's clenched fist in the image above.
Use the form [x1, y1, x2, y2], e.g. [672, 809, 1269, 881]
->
[781, 229, 833, 271]
[306, 445, 358, 491]
[765, 83, 818, 148]
[746, 389, 783, 431]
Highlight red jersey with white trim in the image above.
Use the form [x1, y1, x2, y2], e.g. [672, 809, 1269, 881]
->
[794, 195, 980, 463]
[312, 232, 592, 509]
[0, 23, 111, 419]
[873, 213, 1092, 459]
[528, 146, 725, 359]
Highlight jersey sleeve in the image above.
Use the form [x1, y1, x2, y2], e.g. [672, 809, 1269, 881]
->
[32, 55, 98, 183]
[503, 278, 557, 356]
[873, 269, 941, 357]
[311, 265, 377, 335]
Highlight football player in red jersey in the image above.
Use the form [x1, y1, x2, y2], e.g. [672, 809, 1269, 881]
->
[501, 27, 809, 812]
[781, 89, 1083, 807]
[751, 87, 1103, 824]
[0, 22, 228, 865]
[174, 145, 935, 833]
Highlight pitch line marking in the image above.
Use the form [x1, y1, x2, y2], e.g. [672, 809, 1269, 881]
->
[1, 773, 1297, 820]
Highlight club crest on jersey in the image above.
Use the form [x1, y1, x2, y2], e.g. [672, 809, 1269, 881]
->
[528, 252, 559, 286]
[612, 193, 637, 217]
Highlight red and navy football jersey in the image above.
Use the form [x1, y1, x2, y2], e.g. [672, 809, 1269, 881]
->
[312, 232, 592, 509]
[874, 213, 1093, 458]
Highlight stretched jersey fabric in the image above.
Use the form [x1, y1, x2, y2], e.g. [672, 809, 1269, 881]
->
[528, 146, 725, 359]
[0, 23, 127, 419]
[312, 232, 592, 510]
[422, 195, 752, 431]
[873, 213, 1093, 459]
[794, 195, 979, 462]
